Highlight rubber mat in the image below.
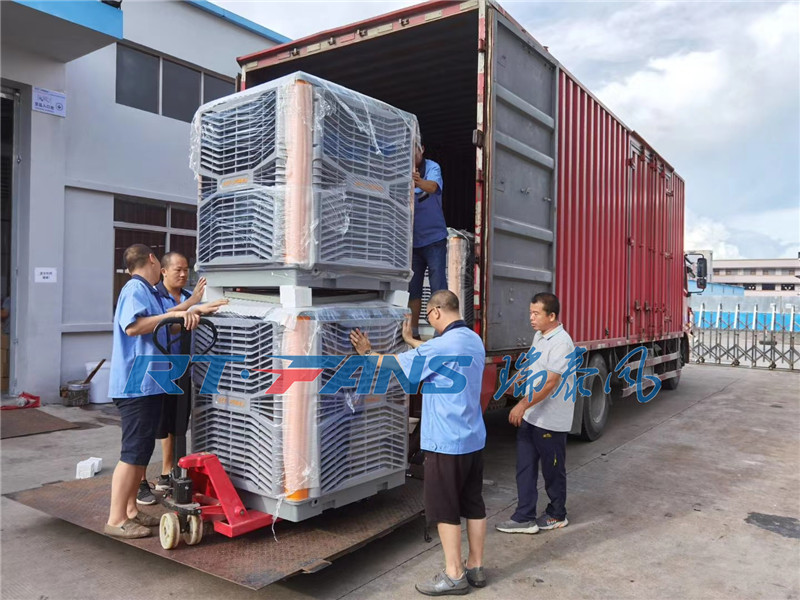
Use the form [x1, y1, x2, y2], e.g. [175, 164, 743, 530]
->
[6, 471, 424, 589]
[1, 409, 80, 439]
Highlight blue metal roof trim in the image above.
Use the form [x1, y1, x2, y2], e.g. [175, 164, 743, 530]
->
[13, 0, 123, 39]
[184, 1, 290, 44]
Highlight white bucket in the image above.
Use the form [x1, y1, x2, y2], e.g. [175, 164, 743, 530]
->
[85, 361, 112, 404]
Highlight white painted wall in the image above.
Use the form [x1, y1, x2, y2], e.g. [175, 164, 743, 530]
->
[121, 0, 276, 77]
[3, 2, 282, 401]
[1, 44, 68, 401]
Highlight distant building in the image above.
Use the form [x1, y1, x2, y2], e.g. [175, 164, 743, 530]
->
[712, 257, 800, 297]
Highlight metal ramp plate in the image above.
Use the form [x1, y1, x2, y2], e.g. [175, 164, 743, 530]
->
[6, 468, 423, 590]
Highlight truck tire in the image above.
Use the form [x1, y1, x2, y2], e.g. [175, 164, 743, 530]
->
[581, 354, 610, 441]
[662, 368, 681, 390]
[659, 340, 681, 391]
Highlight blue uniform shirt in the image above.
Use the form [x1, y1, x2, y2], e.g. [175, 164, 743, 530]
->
[155, 281, 192, 352]
[396, 322, 486, 455]
[413, 158, 447, 248]
[108, 277, 167, 399]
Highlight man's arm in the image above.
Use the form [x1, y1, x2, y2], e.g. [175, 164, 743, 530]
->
[413, 174, 439, 195]
[125, 310, 200, 337]
[508, 370, 562, 427]
[413, 161, 442, 196]
[166, 277, 207, 312]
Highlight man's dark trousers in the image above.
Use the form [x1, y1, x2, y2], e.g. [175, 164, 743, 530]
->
[511, 420, 567, 522]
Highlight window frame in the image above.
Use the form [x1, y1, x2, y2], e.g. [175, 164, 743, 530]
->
[113, 198, 199, 308]
[115, 43, 235, 122]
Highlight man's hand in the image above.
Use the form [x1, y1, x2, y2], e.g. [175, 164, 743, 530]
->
[189, 277, 207, 304]
[508, 400, 529, 428]
[192, 298, 229, 315]
[173, 310, 201, 331]
[401, 316, 422, 348]
[349, 328, 372, 355]
[413, 169, 421, 187]
[402, 316, 414, 344]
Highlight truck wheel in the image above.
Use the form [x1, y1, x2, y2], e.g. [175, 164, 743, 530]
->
[581, 354, 610, 441]
[662, 369, 681, 390]
[659, 341, 681, 391]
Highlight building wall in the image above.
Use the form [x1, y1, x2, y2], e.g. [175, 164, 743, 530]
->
[1, 44, 68, 400]
[121, 0, 279, 77]
[3, 2, 283, 401]
[65, 44, 201, 204]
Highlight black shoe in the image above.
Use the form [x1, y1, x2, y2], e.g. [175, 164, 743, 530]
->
[136, 480, 156, 505]
[155, 474, 170, 491]
[464, 563, 486, 588]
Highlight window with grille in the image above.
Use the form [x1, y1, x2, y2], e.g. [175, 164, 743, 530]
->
[113, 198, 197, 306]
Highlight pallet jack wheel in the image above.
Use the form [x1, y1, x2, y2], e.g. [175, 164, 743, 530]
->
[182, 514, 203, 546]
[160, 512, 181, 550]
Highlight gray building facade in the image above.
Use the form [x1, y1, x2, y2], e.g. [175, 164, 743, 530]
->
[1, 0, 286, 401]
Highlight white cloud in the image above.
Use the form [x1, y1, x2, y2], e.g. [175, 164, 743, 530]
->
[726, 207, 800, 259]
[584, 3, 800, 152]
[685, 210, 742, 259]
[597, 50, 730, 142]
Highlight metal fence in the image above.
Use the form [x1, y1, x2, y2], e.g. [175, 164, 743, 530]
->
[689, 296, 800, 371]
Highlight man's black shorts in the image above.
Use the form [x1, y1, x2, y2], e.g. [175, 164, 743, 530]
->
[424, 449, 486, 525]
[113, 395, 162, 466]
[155, 394, 190, 440]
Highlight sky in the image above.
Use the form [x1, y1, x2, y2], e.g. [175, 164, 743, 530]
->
[211, 0, 800, 260]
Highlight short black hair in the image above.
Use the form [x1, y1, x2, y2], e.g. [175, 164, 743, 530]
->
[531, 292, 560, 317]
[123, 244, 155, 273]
[429, 289, 459, 313]
[161, 251, 188, 269]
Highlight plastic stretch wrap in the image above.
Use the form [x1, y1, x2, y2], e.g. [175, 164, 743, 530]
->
[190, 72, 419, 281]
[190, 296, 409, 521]
[419, 228, 475, 327]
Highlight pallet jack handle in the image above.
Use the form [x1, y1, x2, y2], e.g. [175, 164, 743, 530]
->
[152, 317, 218, 357]
[152, 317, 218, 485]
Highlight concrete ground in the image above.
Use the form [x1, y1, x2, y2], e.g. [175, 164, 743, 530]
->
[2, 364, 799, 600]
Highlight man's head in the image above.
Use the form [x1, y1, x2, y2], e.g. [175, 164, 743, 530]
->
[414, 137, 425, 167]
[161, 252, 190, 291]
[124, 244, 160, 284]
[424, 289, 461, 334]
[529, 292, 560, 334]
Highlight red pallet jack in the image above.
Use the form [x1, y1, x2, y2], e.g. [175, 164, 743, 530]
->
[153, 318, 274, 549]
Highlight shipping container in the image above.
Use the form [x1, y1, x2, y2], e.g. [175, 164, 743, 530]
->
[236, 0, 688, 439]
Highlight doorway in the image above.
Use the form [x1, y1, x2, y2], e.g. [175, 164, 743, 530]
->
[1, 87, 19, 394]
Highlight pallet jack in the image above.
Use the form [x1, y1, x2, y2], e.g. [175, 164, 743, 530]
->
[152, 318, 274, 550]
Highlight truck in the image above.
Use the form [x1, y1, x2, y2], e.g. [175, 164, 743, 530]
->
[236, 0, 690, 441]
[9, 0, 694, 588]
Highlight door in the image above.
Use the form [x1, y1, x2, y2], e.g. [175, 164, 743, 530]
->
[483, 7, 558, 352]
[1, 87, 19, 394]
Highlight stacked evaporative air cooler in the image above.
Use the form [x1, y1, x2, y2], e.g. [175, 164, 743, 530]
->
[188, 72, 418, 522]
[190, 71, 415, 289]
